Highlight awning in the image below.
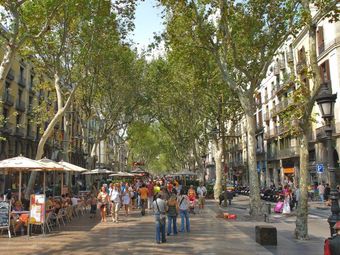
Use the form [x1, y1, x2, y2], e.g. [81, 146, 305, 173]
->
[283, 167, 294, 174]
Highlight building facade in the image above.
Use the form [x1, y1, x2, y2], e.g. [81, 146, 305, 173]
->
[225, 9, 340, 187]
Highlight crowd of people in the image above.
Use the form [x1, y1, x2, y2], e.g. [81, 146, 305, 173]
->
[90, 178, 207, 244]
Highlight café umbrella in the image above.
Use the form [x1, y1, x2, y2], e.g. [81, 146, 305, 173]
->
[57, 160, 86, 194]
[37, 158, 66, 194]
[109, 171, 135, 177]
[82, 169, 114, 175]
[0, 156, 59, 201]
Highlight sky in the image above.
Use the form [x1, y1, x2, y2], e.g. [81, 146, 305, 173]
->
[132, 0, 165, 58]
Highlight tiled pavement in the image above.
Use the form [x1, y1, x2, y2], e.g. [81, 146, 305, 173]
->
[0, 197, 329, 255]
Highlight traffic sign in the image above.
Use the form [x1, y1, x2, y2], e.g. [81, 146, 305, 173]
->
[316, 163, 324, 173]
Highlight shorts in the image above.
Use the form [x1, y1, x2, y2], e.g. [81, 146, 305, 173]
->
[198, 197, 205, 205]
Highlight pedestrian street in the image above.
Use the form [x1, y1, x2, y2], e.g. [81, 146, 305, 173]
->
[0, 199, 331, 255]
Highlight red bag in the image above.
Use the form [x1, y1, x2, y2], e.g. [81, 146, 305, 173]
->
[324, 238, 331, 255]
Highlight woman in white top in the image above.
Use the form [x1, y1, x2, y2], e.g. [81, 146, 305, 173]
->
[177, 189, 190, 232]
[122, 184, 131, 216]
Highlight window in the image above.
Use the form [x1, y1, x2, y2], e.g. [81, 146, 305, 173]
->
[319, 60, 330, 82]
[16, 114, 21, 126]
[20, 66, 24, 81]
[317, 26, 324, 54]
[30, 74, 34, 88]
[18, 89, 23, 101]
[298, 47, 306, 63]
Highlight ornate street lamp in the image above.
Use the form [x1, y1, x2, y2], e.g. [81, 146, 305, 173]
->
[316, 85, 340, 237]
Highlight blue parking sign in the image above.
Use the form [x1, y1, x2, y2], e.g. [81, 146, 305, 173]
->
[316, 164, 324, 173]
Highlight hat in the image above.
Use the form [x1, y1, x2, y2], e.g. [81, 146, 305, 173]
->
[334, 221, 340, 230]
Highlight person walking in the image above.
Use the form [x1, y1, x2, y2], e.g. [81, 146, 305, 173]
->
[139, 183, 148, 216]
[317, 182, 325, 203]
[178, 189, 190, 233]
[97, 186, 109, 222]
[167, 194, 179, 236]
[197, 183, 207, 213]
[122, 185, 131, 217]
[110, 184, 122, 223]
[153, 193, 167, 244]
[147, 181, 154, 210]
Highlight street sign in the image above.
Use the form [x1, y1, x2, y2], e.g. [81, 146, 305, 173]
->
[316, 163, 324, 173]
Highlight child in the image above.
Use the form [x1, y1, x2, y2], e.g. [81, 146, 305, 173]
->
[89, 195, 97, 218]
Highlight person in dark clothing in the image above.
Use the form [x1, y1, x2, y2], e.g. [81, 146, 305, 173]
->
[328, 221, 340, 255]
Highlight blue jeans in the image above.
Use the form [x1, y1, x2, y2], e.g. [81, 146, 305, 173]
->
[179, 209, 190, 232]
[167, 215, 177, 235]
[320, 194, 324, 202]
[155, 217, 166, 243]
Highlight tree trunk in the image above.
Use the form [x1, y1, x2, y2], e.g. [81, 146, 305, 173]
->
[0, 45, 15, 83]
[25, 74, 78, 198]
[295, 127, 310, 240]
[244, 108, 262, 216]
[63, 114, 71, 187]
[213, 138, 223, 200]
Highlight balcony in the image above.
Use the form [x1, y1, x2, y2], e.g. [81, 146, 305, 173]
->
[267, 151, 278, 161]
[263, 93, 269, 103]
[265, 128, 278, 139]
[256, 147, 265, 155]
[256, 123, 264, 133]
[263, 111, 270, 122]
[277, 146, 299, 159]
[287, 50, 293, 63]
[2, 91, 14, 106]
[270, 106, 278, 117]
[318, 37, 340, 58]
[0, 122, 14, 134]
[316, 125, 334, 140]
[15, 127, 25, 137]
[276, 98, 294, 114]
[18, 77, 26, 88]
[15, 99, 26, 112]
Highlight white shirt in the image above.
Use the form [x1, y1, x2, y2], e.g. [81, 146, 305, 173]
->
[178, 195, 189, 210]
[71, 197, 78, 205]
[197, 186, 207, 198]
[110, 189, 121, 203]
[153, 198, 166, 214]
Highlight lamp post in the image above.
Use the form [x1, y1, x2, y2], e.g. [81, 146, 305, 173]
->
[316, 85, 340, 237]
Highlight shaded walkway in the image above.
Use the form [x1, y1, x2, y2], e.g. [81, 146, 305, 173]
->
[0, 199, 327, 254]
